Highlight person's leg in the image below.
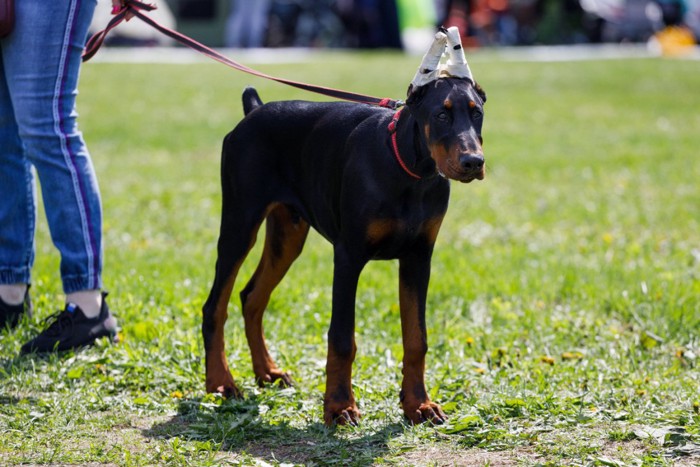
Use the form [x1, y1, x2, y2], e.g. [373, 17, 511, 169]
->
[0, 39, 35, 326]
[225, 0, 244, 47]
[4, 0, 103, 318]
[249, 0, 270, 48]
[3, 0, 117, 353]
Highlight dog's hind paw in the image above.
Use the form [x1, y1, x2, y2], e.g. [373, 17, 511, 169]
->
[255, 369, 294, 388]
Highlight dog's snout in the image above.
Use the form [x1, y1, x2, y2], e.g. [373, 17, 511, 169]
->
[459, 154, 484, 171]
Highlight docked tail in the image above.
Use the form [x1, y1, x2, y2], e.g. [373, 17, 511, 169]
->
[242, 86, 263, 115]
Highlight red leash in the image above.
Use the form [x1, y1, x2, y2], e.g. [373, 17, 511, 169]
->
[85, 1, 421, 178]
[84, 0, 403, 110]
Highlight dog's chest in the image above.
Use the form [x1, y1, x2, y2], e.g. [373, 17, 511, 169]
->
[364, 214, 441, 259]
[359, 183, 449, 258]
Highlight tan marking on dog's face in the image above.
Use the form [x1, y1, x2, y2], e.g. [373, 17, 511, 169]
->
[427, 139, 484, 183]
[426, 140, 451, 178]
[416, 79, 487, 183]
[423, 123, 431, 141]
[423, 121, 452, 177]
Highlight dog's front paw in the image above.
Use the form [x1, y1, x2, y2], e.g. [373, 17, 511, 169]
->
[206, 375, 244, 399]
[403, 401, 447, 425]
[217, 384, 244, 399]
[324, 403, 361, 426]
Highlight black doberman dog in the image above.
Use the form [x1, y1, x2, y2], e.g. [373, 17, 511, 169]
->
[202, 76, 486, 426]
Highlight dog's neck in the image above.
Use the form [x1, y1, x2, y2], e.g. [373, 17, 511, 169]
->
[393, 107, 438, 180]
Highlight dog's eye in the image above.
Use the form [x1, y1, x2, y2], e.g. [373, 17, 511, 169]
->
[435, 111, 448, 122]
[471, 108, 483, 121]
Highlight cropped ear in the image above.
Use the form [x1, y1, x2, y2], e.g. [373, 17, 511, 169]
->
[443, 27, 473, 82]
[409, 29, 447, 90]
[474, 81, 487, 104]
[406, 83, 429, 107]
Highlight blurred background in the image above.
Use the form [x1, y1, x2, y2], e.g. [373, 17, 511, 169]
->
[91, 0, 699, 54]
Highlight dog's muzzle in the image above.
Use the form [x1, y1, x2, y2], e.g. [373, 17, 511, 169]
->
[458, 153, 485, 183]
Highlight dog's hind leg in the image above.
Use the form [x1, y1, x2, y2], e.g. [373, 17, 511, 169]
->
[239, 203, 309, 387]
[202, 196, 269, 398]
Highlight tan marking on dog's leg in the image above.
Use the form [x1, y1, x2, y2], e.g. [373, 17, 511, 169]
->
[323, 339, 360, 426]
[398, 279, 432, 423]
[399, 280, 446, 424]
[242, 204, 309, 387]
[423, 216, 444, 244]
[205, 211, 269, 398]
[206, 263, 245, 398]
[398, 221, 446, 424]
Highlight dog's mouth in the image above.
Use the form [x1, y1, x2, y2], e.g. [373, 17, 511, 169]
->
[452, 170, 485, 183]
[437, 157, 485, 183]
[459, 169, 485, 183]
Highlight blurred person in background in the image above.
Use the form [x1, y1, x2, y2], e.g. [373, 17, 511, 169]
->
[468, 0, 518, 45]
[225, 0, 271, 48]
[649, 0, 696, 54]
[337, 0, 402, 48]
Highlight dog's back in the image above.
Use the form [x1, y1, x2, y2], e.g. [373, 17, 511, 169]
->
[224, 91, 401, 241]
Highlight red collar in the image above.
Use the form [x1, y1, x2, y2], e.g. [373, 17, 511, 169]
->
[387, 108, 421, 180]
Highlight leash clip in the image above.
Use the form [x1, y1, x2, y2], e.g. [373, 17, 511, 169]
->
[388, 108, 403, 133]
[379, 98, 405, 110]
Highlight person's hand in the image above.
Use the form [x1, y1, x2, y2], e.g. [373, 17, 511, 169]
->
[111, 0, 134, 20]
[110, 0, 123, 14]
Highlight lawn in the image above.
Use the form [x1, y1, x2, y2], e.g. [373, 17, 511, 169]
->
[0, 48, 699, 466]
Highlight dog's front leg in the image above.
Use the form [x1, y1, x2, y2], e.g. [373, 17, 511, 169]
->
[398, 248, 447, 425]
[323, 244, 365, 426]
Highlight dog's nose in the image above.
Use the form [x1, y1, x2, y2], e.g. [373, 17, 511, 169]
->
[459, 154, 484, 171]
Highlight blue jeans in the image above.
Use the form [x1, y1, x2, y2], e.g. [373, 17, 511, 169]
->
[0, 0, 102, 294]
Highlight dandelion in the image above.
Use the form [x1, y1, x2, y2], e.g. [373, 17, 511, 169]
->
[561, 351, 583, 360]
[540, 356, 555, 366]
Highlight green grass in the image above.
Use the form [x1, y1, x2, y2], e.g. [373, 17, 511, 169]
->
[1, 50, 699, 466]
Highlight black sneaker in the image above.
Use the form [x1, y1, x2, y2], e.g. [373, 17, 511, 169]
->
[20, 292, 118, 354]
[0, 289, 32, 330]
